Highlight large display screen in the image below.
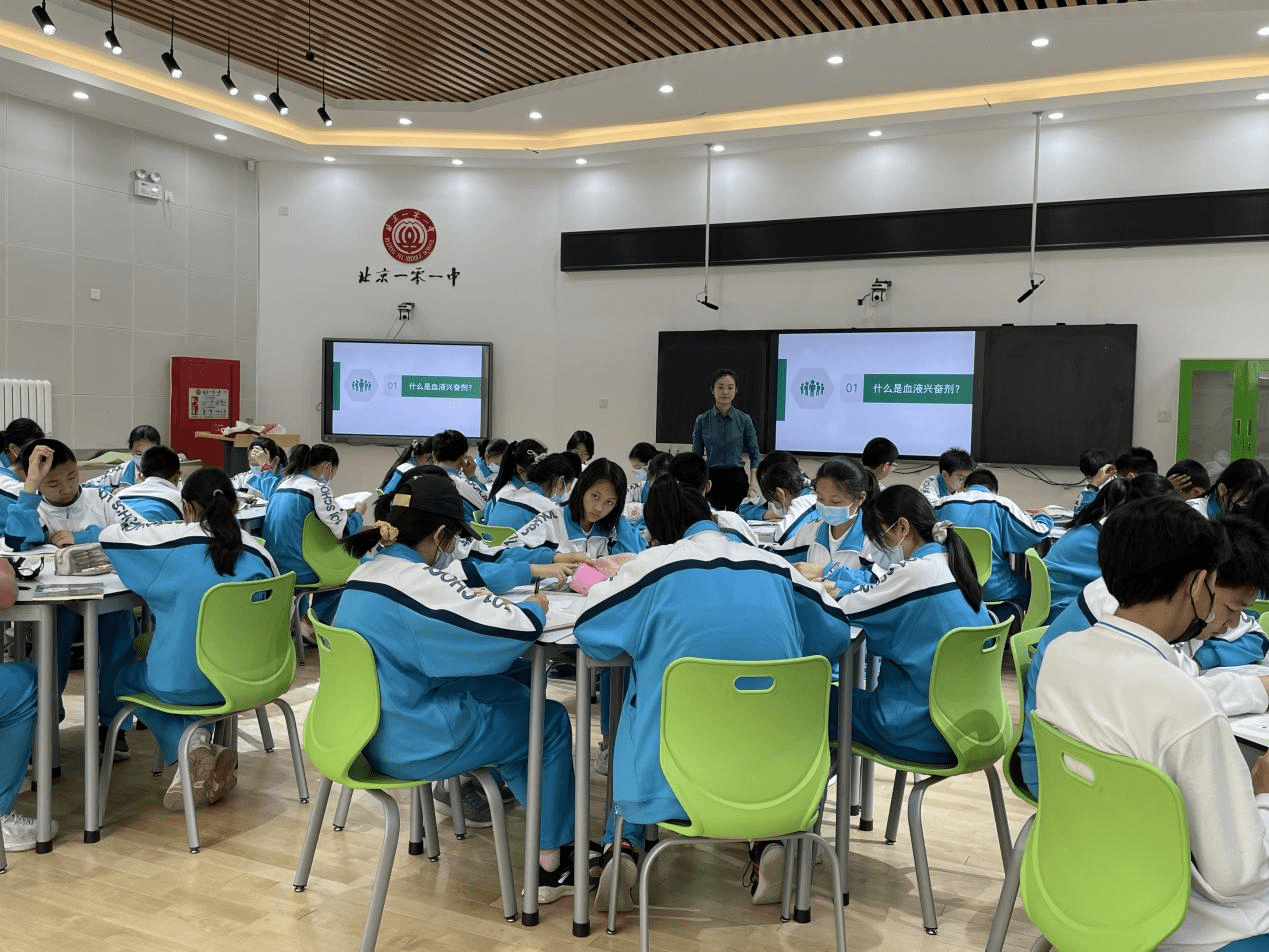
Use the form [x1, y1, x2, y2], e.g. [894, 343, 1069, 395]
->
[774, 330, 979, 458]
[322, 339, 491, 443]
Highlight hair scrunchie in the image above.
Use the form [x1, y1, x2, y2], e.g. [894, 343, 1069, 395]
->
[375, 520, 400, 544]
[931, 520, 953, 544]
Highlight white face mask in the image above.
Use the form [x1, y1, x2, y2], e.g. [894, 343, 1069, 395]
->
[249, 464, 262, 476]
[487, 464, 500, 478]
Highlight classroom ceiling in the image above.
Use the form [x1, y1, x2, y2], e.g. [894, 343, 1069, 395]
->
[72, 0, 1160, 104]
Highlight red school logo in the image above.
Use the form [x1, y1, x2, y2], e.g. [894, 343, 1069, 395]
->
[382, 208, 438, 263]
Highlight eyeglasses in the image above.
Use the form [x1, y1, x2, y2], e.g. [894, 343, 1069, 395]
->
[7, 556, 43, 581]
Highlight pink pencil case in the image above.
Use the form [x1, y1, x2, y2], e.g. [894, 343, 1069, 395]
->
[568, 553, 637, 595]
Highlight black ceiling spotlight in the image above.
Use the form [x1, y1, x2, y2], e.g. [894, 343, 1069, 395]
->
[270, 54, 288, 115]
[317, 55, 332, 126]
[161, 15, 182, 78]
[104, 0, 121, 54]
[697, 143, 720, 310]
[221, 4, 237, 95]
[1016, 275, 1046, 304]
[1017, 111, 1047, 304]
[304, 0, 316, 61]
[32, 1, 55, 35]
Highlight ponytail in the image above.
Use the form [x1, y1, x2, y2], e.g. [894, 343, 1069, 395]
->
[937, 522, 983, 612]
[489, 438, 547, 499]
[526, 453, 576, 493]
[379, 439, 428, 490]
[182, 468, 244, 576]
[645, 476, 713, 546]
[287, 442, 339, 478]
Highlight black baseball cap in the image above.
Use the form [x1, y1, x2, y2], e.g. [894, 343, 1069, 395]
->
[391, 475, 478, 538]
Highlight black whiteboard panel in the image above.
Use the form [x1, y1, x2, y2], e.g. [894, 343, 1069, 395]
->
[656, 331, 774, 447]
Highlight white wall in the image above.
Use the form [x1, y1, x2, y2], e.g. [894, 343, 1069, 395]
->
[258, 105, 1269, 504]
[1, 95, 259, 449]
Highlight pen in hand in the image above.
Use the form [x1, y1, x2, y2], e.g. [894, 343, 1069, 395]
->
[533, 578, 542, 594]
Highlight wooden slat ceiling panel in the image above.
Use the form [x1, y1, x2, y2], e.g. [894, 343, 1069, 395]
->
[73, 0, 1152, 103]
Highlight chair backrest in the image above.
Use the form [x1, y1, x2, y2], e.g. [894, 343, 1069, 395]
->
[470, 521, 515, 546]
[1022, 715, 1189, 952]
[951, 525, 992, 587]
[1021, 548, 1051, 632]
[927, 619, 1013, 773]
[1005, 625, 1047, 806]
[301, 512, 361, 588]
[659, 656, 832, 840]
[1252, 598, 1269, 622]
[195, 572, 298, 711]
[305, 619, 384, 787]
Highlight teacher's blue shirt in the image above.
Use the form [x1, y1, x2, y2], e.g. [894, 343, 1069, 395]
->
[691, 406, 761, 470]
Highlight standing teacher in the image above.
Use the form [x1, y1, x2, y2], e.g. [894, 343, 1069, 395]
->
[692, 368, 762, 512]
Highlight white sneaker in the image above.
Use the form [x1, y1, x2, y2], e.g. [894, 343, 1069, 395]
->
[593, 740, 610, 776]
[594, 845, 639, 912]
[748, 841, 786, 905]
[1, 812, 58, 852]
[163, 735, 223, 811]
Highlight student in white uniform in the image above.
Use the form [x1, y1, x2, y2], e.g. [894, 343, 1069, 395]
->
[737, 451, 810, 523]
[566, 430, 595, 468]
[1203, 458, 1268, 520]
[473, 437, 507, 488]
[230, 436, 287, 500]
[0, 418, 43, 477]
[862, 436, 899, 490]
[377, 439, 433, 497]
[627, 442, 657, 504]
[918, 447, 974, 504]
[86, 424, 161, 490]
[508, 458, 644, 557]
[775, 456, 880, 589]
[668, 452, 758, 545]
[1033, 498, 1269, 952]
[117, 446, 184, 521]
[431, 429, 488, 523]
[0, 559, 49, 851]
[483, 453, 574, 531]
[486, 438, 548, 505]
[1072, 447, 1115, 515]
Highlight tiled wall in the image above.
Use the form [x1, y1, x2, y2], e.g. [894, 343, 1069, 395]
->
[2, 94, 257, 450]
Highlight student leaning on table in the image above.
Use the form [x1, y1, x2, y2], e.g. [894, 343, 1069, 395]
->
[573, 475, 853, 913]
[5, 439, 148, 762]
[1033, 498, 1269, 952]
[100, 468, 279, 810]
[0, 557, 53, 851]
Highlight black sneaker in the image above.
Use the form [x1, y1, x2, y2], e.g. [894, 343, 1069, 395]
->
[498, 781, 518, 808]
[594, 843, 640, 912]
[98, 725, 129, 763]
[538, 842, 598, 904]
[432, 777, 492, 827]
[547, 662, 577, 680]
[743, 840, 785, 905]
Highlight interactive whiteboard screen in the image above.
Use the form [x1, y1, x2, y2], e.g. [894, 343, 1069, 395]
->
[774, 330, 977, 458]
[322, 339, 491, 442]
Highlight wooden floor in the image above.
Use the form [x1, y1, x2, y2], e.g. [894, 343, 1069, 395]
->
[1, 660, 1044, 952]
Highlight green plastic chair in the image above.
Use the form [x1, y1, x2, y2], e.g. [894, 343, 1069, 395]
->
[99, 573, 308, 853]
[1020, 549, 1052, 634]
[607, 656, 845, 952]
[1251, 598, 1269, 621]
[985, 625, 1047, 952]
[951, 525, 993, 588]
[292, 620, 519, 952]
[292, 512, 362, 663]
[1021, 715, 1190, 952]
[853, 619, 1014, 935]
[469, 520, 515, 546]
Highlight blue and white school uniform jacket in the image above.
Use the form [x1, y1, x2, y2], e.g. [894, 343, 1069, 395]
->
[1205, 495, 1223, 519]
[1042, 522, 1102, 623]
[712, 507, 758, 545]
[1072, 484, 1098, 515]
[474, 456, 497, 486]
[507, 506, 645, 558]
[737, 486, 815, 529]
[445, 466, 488, 523]
[0, 471, 23, 527]
[774, 514, 878, 589]
[483, 482, 557, 532]
[116, 476, 183, 522]
[574, 521, 852, 826]
[231, 468, 280, 500]
[839, 542, 993, 762]
[85, 455, 142, 490]
[99, 522, 277, 702]
[380, 462, 417, 496]
[934, 486, 1054, 603]
[5, 484, 149, 549]
[452, 535, 554, 594]
[918, 473, 953, 505]
[332, 543, 545, 779]
[263, 473, 364, 585]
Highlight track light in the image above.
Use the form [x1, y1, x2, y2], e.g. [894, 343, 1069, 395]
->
[103, 1, 121, 53]
[32, 1, 55, 35]
[1016, 275, 1045, 304]
[269, 90, 288, 115]
[696, 292, 720, 311]
[317, 106, 332, 126]
[162, 16, 181, 78]
[222, 34, 237, 95]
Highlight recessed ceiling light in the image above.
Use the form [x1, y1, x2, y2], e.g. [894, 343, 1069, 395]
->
[450, 158, 463, 166]
[323, 155, 336, 162]
[659, 84, 674, 94]
[826, 55, 843, 66]
[253, 92, 267, 102]
[1257, 92, 1269, 101]
[1031, 37, 1050, 48]
[710, 143, 725, 152]
[529, 110, 543, 120]
[72, 90, 89, 100]
[398, 117, 412, 126]
[1258, 26, 1269, 36]
[867, 129, 883, 137]
[1047, 111, 1064, 120]
[213, 133, 228, 141]
[575, 157, 588, 166]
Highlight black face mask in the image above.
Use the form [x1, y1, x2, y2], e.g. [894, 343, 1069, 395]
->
[1177, 579, 1216, 643]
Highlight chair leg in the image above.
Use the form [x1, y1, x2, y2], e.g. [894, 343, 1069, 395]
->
[984, 764, 1012, 871]
[290, 599, 307, 666]
[985, 814, 1034, 952]
[97, 703, 139, 829]
[176, 721, 205, 853]
[255, 706, 276, 752]
[884, 770, 907, 844]
[907, 775, 946, 934]
[779, 835, 797, 923]
[0, 818, 7, 873]
[333, 785, 354, 831]
[272, 699, 309, 803]
[293, 776, 334, 889]
[447, 776, 467, 839]
[859, 757, 876, 830]
[151, 743, 164, 777]
[638, 837, 680, 952]
[471, 768, 517, 922]
[800, 832, 847, 952]
[1029, 937, 1054, 952]
[359, 788, 402, 952]
[607, 815, 625, 935]
[418, 784, 440, 861]
[793, 835, 815, 923]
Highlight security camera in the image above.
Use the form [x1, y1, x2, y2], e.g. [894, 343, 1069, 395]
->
[397, 302, 415, 321]
[858, 278, 892, 306]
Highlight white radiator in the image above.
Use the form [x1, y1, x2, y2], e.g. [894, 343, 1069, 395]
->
[0, 379, 53, 432]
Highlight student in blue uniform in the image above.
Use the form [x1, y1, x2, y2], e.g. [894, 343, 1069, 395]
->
[743, 456, 817, 541]
[487, 438, 548, 504]
[1072, 447, 1114, 515]
[1044, 473, 1173, 622]
[1204, 458, 1268, 519]
[834, 484, 991, 763]
[668, 452, 758, 545]
[775, 456, 880, 588]
[566, 430, 595, 468]
[575, 476, 852, 911]
[0, 444, 31, 526]
[934, 468, 1054, 614]
[862, 437, 899, 489]
[378, 438, 433, 496]
[918, 447, 974, 504]
[263, 443, 370, 621]
[692, 368, 762, 512]
[483, 452, 574, 531]
[0, 560, 48, 851]
[474, 437, 507, 488]
[431, 429, 488, 523]
[103, 468, 278, 809]
[117, 446, 183, 522]
[87, 424, 161, 490]
[230, 436, 287, 499]
[1167, 458, 1211, 502]
[334, 474, 586, 902]
[737, 451, 804, 520]
[0, 418, 43, 476]
[627, 442, 657, 504]
[5, 439, 148, 758]
[510, 459, 644, 557]
[1112, 445, 1158, 478]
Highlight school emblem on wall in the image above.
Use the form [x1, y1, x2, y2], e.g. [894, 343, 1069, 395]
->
[382, 208, 438, 263]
